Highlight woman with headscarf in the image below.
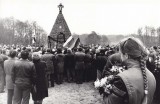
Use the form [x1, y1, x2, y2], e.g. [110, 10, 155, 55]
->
[100, 37, 156, 104]
[32, 52, 48, 104]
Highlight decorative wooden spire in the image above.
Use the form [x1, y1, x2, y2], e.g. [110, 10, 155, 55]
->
[48, 3, 71, 48]
[58, 3, 64, 14]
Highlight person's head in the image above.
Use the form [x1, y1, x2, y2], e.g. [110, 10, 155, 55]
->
[63, 48, 67, 54]
[78, 47, 83, 52]
[2, 49, 6, 55]
[149, 47, 154, 53]
[119, 37, 148, 62]
[21, 50, 29, 59]
[26, 48, 31, 53]
[119, 37, 149, 99]
[9, 50, 17, 58]
[46, 48, 51, 53]
[100, 49, 105, 55]
[73, 48, 77, 52]
[67, 48, 72, 54]
[22, 47, 26, 51]
[57, 48, 62, 54]
[32, 52, 41, 61]
[85, 48, 90, 54]
[153, 46, 157, 51]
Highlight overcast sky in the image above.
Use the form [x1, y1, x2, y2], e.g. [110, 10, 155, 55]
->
[0, 0, 160, 35]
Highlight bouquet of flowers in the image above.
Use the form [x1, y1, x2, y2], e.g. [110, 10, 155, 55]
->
[94, 65, 125, 95]
[94, 75, 114, 95]
[110, 65, 125, 74]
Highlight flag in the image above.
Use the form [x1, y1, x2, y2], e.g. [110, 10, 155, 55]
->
[63, 36, 80, 49]
[32, 30, 36, 44]
[74, 38, 80, 48]
[32, 36, 36, 44]
[63, 36, 74, 48]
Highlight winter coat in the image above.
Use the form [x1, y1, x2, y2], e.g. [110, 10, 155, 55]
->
[0, 55, 4, 76]
[55, 53, 65, 73]
[4, 58, 17, 89]
[64, 53, 75, 69]
[74, 52, 85, 70]
[32, 60, 48, 100]
[96, 54, 107, 71]
[11, 59, 36, 89]
[41, 52, 55, 74]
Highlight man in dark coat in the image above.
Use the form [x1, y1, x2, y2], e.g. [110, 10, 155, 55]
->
[95, 49, 107, 80]
[64, 49, 75, 82]
[32, 52, 48, 104]
[84, 49, 92, 82]
[11, 50, 36, 104]
[55, 48, 65, 84]
[75, 48, 85, 84]
[41, 48, 55, 87]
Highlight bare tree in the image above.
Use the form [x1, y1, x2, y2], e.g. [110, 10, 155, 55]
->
[0, 17, 47, 46]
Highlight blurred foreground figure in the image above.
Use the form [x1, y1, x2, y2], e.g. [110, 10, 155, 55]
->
[0, 54, 5, 93]
[0, 49, 8, 93]
[97, 37, 156, 104]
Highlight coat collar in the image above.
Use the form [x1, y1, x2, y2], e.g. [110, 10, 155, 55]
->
[123, 59, 140, 69]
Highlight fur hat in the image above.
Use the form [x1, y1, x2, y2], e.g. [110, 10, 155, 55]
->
[32, 52, 41, 60]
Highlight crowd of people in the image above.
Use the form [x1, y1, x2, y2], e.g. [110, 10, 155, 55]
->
[0, 37, 160, 104]
[0, 44, 115, 104]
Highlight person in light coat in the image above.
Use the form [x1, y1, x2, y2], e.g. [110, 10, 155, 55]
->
[4, 50, 17, 104]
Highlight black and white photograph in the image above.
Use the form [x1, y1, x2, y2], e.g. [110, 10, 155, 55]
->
[0, 0, 160, 104]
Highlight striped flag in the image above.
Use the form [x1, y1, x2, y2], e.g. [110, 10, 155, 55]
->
[63, 36, 80, 49]
[74, 38, 80, 48]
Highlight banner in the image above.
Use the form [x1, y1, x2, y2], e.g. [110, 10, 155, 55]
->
[32, 30, 36, 44]
[63, 36, 80, 49]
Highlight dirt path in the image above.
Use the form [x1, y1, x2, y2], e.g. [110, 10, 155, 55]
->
[0, 82, 103, 104]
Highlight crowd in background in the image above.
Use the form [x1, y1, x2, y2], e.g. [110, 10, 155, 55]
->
[0, 44, 116, 104]
[0, 42, 160, 104]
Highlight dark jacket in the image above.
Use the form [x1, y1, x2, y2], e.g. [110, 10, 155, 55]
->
[75, 51, 85, 70]
[64, 53, 75, 69]
[11, 59, 36, 89]
[41, 52, 55, 74]
[55, 53, 65, 73]
[84, 53, 92, 64]
[32, 60, 48, 100]
[84, 53, 92, 69]
[0, 55, 4, 76]
[96, 53, 107, 71]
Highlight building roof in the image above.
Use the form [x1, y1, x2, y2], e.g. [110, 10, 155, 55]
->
[49, 3, 71, 41]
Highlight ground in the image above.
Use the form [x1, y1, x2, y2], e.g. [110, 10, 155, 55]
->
[0, 82, 103, 104]
[0, 82, 159, 104]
